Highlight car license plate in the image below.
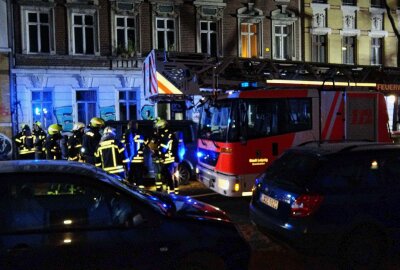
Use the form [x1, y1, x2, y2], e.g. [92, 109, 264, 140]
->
[260, 194, 279, 210]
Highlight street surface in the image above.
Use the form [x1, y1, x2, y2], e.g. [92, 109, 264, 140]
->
[178, 180, 400, 270]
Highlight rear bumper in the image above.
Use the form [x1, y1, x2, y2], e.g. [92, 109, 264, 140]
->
[249, 203, 340, 255]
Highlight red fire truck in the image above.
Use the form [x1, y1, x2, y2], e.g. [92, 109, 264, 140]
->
[195, 81, 392, 197]
[143, 50, 397, 196]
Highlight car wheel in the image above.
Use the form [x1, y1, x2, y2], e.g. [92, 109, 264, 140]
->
[177, 163, 191, 185]
[174, 252, 225, 270]
[339, 226, 387, 270]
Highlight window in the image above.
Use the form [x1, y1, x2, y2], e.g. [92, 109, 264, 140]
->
[32, 90, 53, 129]
[371, 0, 383, 7]
[200, 21, 217, 55]
[312, 35, 327, 63]
[72, 13, 95, 54]
[237, 3, 264, 58]
[274, 25, 291, 60]
[371, 37, 382, 65]
[343, 36, 356, 64]
[342, 0, 357, 5]
[115, 16, 135, 54]
[241, 23, 258, 58]
[27, 11, 50, 53]
[156, 18, 175, 51]
[119, 90, 137, 121]
[21, 7, 55, 54]
[76, 90, 97, 124]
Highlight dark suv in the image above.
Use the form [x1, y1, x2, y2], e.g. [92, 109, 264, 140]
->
[250, 142, 400, 269]
[105, 120, 198, 185]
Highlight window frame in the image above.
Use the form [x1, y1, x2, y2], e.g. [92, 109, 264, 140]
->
[312, 34, 327, 63]
[155, 17, 176, 51]
[20, 6, 55, 55]
[118, 89, 138, 121]
[68, 8, 100, 56]
[342, 36, 356, 65]
[31, 89, 53, 130]
[75, 89, 98, 124]
[371, 37, 382, 65]
[199, 20, 218, 55]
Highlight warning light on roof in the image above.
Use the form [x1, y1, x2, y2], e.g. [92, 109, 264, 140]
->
[239, 81, 258, 89]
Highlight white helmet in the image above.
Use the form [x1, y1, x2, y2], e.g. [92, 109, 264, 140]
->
[103, 126, 116, 136]
[72, 122, 85, 131]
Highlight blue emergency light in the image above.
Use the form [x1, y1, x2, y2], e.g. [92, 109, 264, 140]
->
[239, 81, 258, 89]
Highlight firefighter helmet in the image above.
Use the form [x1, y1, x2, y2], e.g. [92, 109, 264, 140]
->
[103, 126, 116, 136]
[154, 118, 168, 129]
[72, 122, 85, 131]
[90, 117, 105, 128]
[48, 124, 62, 135]
[34, 121, 41, 127]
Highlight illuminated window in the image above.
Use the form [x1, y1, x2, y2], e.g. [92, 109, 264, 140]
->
[119, 90, 137, 121]
[76, 90, 97, 124]
[32, 89, 53, 129]
[241, 23, 258, 58]
[237, 3, 264, 58]
[342, 36, 356, 64]
[371, 37, 382, 65]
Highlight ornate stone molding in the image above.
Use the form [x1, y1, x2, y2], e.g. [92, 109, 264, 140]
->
[76, 75, 93, 88]
[30, 75, 45, 88]
[119, 75, 135, 88]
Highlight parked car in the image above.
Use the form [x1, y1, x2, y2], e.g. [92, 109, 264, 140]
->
[0, 160, 250, 270]
[106, 120, 198, 185]
[250, 141, 400, 269]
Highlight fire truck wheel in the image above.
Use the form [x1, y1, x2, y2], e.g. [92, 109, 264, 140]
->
[177, 163, 191, 185]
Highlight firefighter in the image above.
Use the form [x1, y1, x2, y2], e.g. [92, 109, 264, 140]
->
[32, 121, 47, 160]
[14, 124, 35, 159]
[95, 126, 129, 179]
[67, 122, 85, 161]
[152, 118, 178, 194]
[45, 124, 63, 160]
[81, 117, 104, 165]
[123, 121, 145, 187]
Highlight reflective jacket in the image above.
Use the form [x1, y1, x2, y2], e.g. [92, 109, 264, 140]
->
[95, 137, 129, 175]
[156, 128, 175, 165]
[81, 127, 101, 157]
[45, 133, 62, 160]
[123, 129, 145, 164]
[67, 131, 83, 161]
[32, 127, 46, 153]
[14, 130, 34, 156]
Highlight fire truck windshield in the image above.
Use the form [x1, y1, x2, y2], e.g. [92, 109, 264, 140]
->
[198, 101, 240, 142]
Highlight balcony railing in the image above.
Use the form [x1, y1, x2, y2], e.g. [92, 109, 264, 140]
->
[111, 56, 143, 69]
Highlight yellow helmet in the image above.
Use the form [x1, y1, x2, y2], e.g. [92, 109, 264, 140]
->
[90, 117, 105, 128]
[73, 122, 85, 131]
[34, 121, 41, 127]
[48, 124, 62, 135]
[154, 118, 167, 129]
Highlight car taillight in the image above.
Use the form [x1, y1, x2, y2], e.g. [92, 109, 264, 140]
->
[290, 194, 324, 218]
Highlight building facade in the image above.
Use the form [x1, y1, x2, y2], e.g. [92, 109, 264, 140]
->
[0, 0, 13, 159]
[9, 0, 400, 158]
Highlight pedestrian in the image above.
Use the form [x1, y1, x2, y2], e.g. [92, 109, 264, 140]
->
[123, 121, 146, 187]
[81, 117, 104, 165]
[45, 124, 63, 160]
[152, 118, 178, 194]
[14, 124, 35, 159]
[32, 121, 47, 160]
[95, 126, 129, 180]
[67, 122, 85, 161]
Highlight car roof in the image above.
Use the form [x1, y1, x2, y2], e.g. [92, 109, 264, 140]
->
[291, 141, 400, 157]
[0, 160, 112, 182]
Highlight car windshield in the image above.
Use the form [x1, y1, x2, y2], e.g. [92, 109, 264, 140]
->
[265, 150, 320, 188]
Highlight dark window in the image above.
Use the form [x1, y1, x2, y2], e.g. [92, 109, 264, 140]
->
[27, 12, 50, 53]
